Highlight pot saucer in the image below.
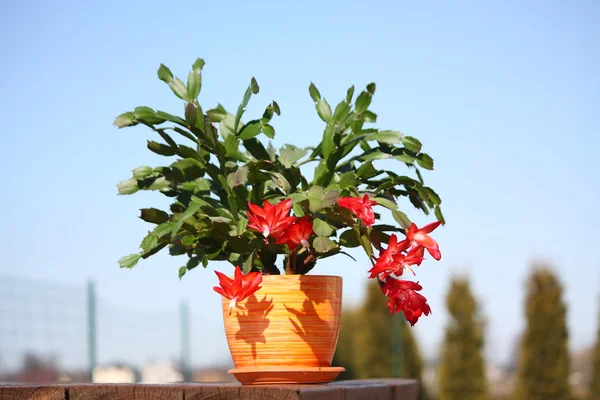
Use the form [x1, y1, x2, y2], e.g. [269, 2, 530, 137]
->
[228, 366, 345, 385]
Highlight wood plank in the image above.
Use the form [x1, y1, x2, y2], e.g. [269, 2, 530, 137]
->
[0, 385, 65, 400]
[361, 379, 419, 400]
[0, 380, 419, 400]
[331, 380, 392, 400]
[183, 383, 344, 400]
[68, 384, 183, 400]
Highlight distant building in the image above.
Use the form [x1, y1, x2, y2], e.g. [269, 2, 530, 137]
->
[486, 362, 507, 383]
[141, 361, 183, 383]
[193, 367, 235, 383]
[422, 365, 438, 397]
[92, 364, 137, 383]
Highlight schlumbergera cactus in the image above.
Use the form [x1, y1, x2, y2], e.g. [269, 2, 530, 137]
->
[116, 57, 445, 325]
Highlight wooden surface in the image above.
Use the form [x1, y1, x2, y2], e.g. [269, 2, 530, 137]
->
[0, 386, 65, 400]
[0, 379, 418, 400]
[222, 275, 343, 371]
[69, 384, 184, 400]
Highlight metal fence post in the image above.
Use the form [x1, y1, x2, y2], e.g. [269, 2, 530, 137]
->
[180, 300, 191, 381]
[87, 280, 97, 383]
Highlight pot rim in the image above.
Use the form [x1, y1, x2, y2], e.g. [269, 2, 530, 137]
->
[261, 274, 341, 278]
[259, 274, 342, 282]
[222, 273, 342, 280]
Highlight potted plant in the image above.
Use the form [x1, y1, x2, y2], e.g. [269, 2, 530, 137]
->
[115, 57, 444, 385]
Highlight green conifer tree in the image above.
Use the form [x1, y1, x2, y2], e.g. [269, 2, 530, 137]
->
[350, 280, 429, 399]
[333, 309, 359, 380]
[515, 267, 570, 400]
[438, 276, 488, 400]
[588, 303, 600, 400]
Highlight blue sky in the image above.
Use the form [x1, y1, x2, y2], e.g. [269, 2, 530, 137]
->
[1, 0, 599, 369]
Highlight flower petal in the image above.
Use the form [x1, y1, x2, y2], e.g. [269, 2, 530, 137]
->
[248, 202, 268, 218]
[215, 270, 233, 288]
[213, 286, 228, 298]
[412, 233, 438, 250]
[427, 247, 442, 261]
[420, 220, 442, 234]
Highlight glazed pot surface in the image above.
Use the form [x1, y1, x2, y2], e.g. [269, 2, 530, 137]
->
[221, 274, 342, 369]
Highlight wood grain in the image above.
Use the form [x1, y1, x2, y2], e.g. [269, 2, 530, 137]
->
[0, 385, 65, 400]
[332, 380, 392, 400]
[221, 275, 343, 370]
[68, 384, 183, 400]
[0, 380, 419, 400]
[356, 379, 419, 400]
[184, 384, 344, 400]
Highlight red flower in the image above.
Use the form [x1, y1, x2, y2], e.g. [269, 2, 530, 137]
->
[393, 246, 426, 275]
[246, 199, 297, 241]
[213, 266, 263, 314]
[405, 221, 442, 260]
[276, 217, 314, 250]
[338, 194, 377, 226]
[370, 245, 425, 279]
[381, 278, 431, 326]
[368, 234, 410, 279]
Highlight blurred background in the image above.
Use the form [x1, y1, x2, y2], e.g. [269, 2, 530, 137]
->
[0, 0, 599, 399]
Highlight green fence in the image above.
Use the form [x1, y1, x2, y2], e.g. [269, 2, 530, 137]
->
[0, 275, 194, 383]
